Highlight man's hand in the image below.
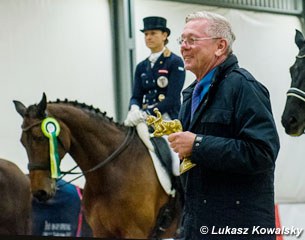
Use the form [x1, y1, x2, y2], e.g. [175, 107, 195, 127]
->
[168, 131, 196, 159]
[124, 105, 145, 126]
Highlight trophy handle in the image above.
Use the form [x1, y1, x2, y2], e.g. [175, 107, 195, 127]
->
[180, 158, 196, 174]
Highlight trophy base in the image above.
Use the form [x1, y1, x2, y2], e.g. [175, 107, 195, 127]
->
[180, 158, 196, 174]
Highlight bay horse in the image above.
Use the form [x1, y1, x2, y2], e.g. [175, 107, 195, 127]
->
[0, 158, 31, 235]
[282, 29, 305, 136]
[13, 93, 182, 238]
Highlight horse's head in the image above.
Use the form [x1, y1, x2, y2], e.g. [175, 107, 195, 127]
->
[146, 115, 156, 126]
[13, 93, 71, 201]
[282, 29, 305, 136]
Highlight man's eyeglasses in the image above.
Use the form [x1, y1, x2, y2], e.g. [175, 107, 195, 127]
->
[177, 36, 220, 46]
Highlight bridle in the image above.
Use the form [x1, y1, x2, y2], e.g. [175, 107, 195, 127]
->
[287, 87, 305, 103]
[22, 120, 52, 171]
[286, 54, 305, 103]
[22, 118, 135, 185]
[296, 54, 305, 59]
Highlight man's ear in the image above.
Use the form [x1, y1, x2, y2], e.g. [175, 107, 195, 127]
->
[215, 39, 228, 56]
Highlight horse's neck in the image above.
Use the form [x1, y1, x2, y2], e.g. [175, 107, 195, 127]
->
[71, 123, 125, 171]
[51, 104, 126, 172]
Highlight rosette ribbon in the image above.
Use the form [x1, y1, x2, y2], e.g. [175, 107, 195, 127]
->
[41, 117, 61, 178]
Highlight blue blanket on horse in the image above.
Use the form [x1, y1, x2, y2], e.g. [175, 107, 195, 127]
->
[31, 179, 92, 237]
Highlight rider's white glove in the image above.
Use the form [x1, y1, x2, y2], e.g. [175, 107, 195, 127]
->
[124, 105, 146, 126]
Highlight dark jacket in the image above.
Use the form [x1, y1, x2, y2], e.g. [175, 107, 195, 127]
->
[179, 54, 280, 240]
[32, 179, 92, 237]
[130, 48, 185, 119]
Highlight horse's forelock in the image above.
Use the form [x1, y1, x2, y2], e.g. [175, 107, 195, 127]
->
[26, 104, 46, 119]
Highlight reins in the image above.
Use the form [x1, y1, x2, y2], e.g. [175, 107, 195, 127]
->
[77, 127, 135, 174]
[57, 127, 135, 187]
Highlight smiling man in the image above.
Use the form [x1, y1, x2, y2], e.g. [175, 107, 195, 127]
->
[168, 11, 280, 240]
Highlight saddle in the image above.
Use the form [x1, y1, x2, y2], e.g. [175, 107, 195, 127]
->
[136, 123, 178, 186]
[150, 136, 176, 180]
[149, 136, 184, 239]
[136, 121, 184, 239]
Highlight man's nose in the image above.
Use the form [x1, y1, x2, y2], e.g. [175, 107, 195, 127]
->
[180, 41, 190, 50]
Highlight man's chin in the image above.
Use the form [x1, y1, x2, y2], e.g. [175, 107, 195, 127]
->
[184, 62, 192, 70]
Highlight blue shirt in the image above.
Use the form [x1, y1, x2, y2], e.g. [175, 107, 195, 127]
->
[196, 67, 217, 103]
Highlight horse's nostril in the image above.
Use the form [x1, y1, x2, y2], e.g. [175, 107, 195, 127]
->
[288, 116, 297, 125]
[33, 190, 49, 202]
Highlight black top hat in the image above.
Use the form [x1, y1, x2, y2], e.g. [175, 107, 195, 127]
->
[140, 16, 171, 36]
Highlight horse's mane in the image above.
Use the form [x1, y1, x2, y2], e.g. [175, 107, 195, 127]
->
[47, 98, 126, 129]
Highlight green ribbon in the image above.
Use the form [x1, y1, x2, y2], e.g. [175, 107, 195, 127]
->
[41, 117, 61, 178]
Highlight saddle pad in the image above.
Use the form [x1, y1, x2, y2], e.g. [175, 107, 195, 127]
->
[148, 149, 176, 197]
[136, 123, 180, 196]
[150, 136, 173, 177]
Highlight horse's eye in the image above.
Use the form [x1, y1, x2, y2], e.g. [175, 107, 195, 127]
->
[21, 133, 46, 147]
[31, 134, 47, 142]
[30, 127, 48, 142]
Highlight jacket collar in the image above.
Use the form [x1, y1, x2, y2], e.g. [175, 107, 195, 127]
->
[213, 54, 239, 81]
[182, 54, 239, 130]
[182, 54, 239, 94]
[181, 80, 197, 101]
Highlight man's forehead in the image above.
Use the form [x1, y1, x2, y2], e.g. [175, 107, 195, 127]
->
[182, 19, 208, 35]
[186, 18, 208, 27]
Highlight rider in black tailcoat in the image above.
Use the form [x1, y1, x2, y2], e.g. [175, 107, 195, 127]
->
[125, 16, 185, 126]
[123, 17, 186, 225]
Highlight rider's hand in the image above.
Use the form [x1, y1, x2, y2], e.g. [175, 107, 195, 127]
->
[124, 105, 145, 127]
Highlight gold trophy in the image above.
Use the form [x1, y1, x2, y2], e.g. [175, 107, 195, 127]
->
[146, 108, 196, 174]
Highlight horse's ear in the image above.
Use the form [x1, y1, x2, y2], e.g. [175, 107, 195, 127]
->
[295, 29, 305, 50]
[37, 92, 47, 117]
[13, 100, 27, 118]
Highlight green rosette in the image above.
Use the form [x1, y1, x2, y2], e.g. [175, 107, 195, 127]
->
[41, 117, 61, 178]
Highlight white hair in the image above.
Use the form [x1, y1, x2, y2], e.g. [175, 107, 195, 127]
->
[186, 11, 236, 54]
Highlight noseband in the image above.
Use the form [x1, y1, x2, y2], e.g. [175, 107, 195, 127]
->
[287, 87, 305, 103]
